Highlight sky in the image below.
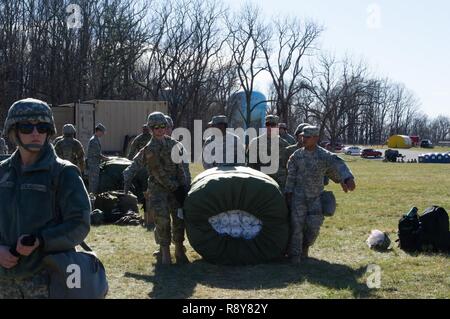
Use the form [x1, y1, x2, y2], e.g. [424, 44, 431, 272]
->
[223, 0, 450, 118]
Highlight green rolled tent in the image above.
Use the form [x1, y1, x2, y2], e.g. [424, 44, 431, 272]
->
[184, 166, 289, 265]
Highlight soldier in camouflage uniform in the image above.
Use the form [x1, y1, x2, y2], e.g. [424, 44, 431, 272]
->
[202, 115, 245, 170]
[54, 124, 85, 173]
[0, 136, 8, 155]
[0, 98, 90, 298]
[127, 124, 152, 160]
[86, 123, 108, 194]
[247, 115, 290, 190]
[285, 126, 356, 263]
[123, 112, 189, 265]
[278, 123, 297, 145]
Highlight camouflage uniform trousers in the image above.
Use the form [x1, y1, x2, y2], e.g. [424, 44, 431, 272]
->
[149, 189, 185, 246]
[0, 270, 49, 299]
[288, 193, 324, 257]
[88, 161, 100, 193]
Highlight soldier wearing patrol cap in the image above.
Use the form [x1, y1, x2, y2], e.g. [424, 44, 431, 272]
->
[54, 124, 86, 173]
[0, 98, 90, 298]
[123, 112, 189, 265]
[278, 123, 296, 145]
[247, 115, 290, 190]
[285, 125, 356, 263]
[202, 115, 244, 170]
[127, 124, 152, 160]
[87, 123, 108, 193]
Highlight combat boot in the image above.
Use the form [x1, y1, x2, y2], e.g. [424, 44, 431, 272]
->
[174, 244, 189, 264]
[160, 245, 172, 265]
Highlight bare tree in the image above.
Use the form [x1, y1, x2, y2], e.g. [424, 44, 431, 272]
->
[261, 17, 322, 123]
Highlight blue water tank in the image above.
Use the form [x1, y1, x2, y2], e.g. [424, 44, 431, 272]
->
[228, 91, 268, 129]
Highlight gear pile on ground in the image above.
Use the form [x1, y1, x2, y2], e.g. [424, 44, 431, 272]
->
[91, 191, 143, 226]
[97, 157, 147, 203]
[183, 166, 289, 265]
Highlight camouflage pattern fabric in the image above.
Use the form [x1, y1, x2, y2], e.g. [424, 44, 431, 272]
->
[127, 132, 152, 160]
[0, 270, 49, 299]
[202, 131, 245, 170]
[247, 133, 290, 190]
[3, 98, 56, 136]
[54, 137, 85, 172]
[285, 145, 354, 257]
[87, 135, 102, 193]
[123, 136, 188, 246]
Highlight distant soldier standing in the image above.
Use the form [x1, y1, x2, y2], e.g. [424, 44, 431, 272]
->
[54, 124, 85, 173]
[87, 123, 108, 193]
[202, 115, 245, 170]
[247, 115, 290, 190]
[123, 112, 189, 265]
[278, 123, 296, 145]
[127, 124, 152, 160]
[285, 126, 356, 263]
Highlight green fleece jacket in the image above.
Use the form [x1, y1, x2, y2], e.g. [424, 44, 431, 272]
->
[0, 143, 91, 279]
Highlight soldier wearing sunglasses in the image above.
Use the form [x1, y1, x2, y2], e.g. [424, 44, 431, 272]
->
[123, 112, 189, 265]
[0, 98, 90, 298]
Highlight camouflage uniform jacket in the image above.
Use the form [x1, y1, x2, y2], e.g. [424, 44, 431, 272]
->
[247, 133, 290, 187]
[0, 143, 91, 279]
[285, 145, 354, 198]
[0, 138, 8, 155]
[127, 132, 152, 160]
[123, 136, 187, 193]
[202, 131, 245, 169]
[87, 135, 102, 166]
[54, 136, 85, 171]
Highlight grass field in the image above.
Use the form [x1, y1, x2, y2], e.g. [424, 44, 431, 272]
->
[86, 157, 450, 299]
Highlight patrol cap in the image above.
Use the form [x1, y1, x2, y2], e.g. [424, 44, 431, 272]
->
[210, 115, 228, 126]
[294, 123, 312, 136]
[265, 115, 279, 125]
[165, 115, 174, 128]
[301, 125, 319, 137]
[95, 123, 106, 132]
[278, 123, 287, 129]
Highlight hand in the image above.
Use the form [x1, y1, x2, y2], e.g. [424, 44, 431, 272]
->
[341, 178, 356, 193]
[16, 235, 40, 256]
[0, 245, 19, 269]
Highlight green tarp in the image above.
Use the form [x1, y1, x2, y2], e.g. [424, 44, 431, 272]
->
[184, 166, 289, 265]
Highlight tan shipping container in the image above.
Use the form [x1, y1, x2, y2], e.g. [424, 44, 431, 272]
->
[53, 100, 167, 154]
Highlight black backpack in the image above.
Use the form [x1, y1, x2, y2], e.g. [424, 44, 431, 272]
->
[398, 207, 422, 252]
[419, 206, 450, 252]
[398, 206, 450, 253]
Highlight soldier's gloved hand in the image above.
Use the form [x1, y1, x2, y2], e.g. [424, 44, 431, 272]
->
[341, 178, 356, 193]
[173, 186, 188, 206]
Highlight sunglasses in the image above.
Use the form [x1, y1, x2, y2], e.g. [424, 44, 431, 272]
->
[265, 123, 277, 127]
[152, 124, 166, 129]
[17, 122, 52, 134]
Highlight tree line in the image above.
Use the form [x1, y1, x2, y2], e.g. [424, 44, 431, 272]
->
[1, 0, 448, 145]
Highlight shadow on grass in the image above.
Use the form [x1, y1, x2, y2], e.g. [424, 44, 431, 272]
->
[124, 257, 372, 299]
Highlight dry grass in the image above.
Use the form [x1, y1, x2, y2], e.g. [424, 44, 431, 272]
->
[86, 158, 450, 299]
